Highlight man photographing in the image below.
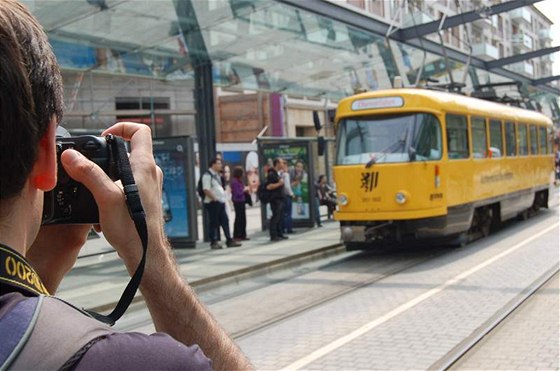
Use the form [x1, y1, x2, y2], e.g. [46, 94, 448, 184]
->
[0, 1, 252, 369]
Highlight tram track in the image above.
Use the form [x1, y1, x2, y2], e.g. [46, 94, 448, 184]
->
[116, 245, 450, 334]
[273, 220, 558, 371]
[432, 267, 559, 371]
[231, 250, 448, 340]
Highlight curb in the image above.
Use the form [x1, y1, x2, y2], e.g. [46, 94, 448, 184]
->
[88, 242, 345, 313]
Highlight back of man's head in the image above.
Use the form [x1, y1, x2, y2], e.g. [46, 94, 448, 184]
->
[0, 0, 63, 200]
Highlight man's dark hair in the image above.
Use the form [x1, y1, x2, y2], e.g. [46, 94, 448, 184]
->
[273, 158, 282, 167]
[209, 157, 222, 167]
[0, 0, 64, 199]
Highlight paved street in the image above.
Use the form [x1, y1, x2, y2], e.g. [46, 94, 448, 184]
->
[452, 272, 559, 371]
[234, 210, 559, 370]
[59, 196, 560, 371]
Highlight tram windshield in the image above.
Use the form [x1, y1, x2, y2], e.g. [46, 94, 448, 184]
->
[336, 113, 442, 165]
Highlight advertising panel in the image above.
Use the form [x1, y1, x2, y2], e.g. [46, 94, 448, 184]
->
[153, 136, 197, 247]
[260, 140, 315, 228]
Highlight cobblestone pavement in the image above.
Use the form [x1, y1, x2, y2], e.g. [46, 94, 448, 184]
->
[236, 211, 559, 370]
[451, 272, 559, 371]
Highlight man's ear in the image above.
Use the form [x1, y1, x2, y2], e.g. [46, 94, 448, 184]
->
[31, 119, 57, 191]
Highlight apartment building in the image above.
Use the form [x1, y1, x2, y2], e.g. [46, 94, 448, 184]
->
[342, 0, 554, 80]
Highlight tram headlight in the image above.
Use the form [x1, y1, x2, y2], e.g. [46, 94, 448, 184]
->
[395, 191, 408, 205]
[337, 193, 349, 206]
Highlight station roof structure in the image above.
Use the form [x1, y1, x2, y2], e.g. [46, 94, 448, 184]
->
[24, 0, 560, 112]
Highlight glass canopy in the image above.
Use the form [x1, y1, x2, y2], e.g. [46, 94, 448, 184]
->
[22, 0, 558, 108]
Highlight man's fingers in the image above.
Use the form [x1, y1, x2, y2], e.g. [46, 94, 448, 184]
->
[102, 122, 153, 155]
[60, 149, 122, 207]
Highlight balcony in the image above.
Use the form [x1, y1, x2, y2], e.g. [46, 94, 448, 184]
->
[538, 29, 552, 42]
[472, 42, 499, 61]
[510, 8, 532, 24]
[541, 53, 555, 63]
[511, 33, 533, 51]
[472, 17, 493, 30]
[511, 61, 534, 77]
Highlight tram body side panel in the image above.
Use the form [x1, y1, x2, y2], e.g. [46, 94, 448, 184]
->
[447, 152, 553, 222]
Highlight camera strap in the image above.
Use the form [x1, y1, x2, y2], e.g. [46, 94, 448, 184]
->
[85, 135, 148, 326]
[0, 243, 50, 296]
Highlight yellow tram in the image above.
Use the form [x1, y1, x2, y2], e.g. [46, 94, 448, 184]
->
[333, 88, 555, 249]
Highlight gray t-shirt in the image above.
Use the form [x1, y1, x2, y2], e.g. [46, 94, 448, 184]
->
[0, 292, 212, 370]
[77, 331, 212, 371]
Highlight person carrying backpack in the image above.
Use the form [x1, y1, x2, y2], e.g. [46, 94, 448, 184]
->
[201, 158, 241, 249]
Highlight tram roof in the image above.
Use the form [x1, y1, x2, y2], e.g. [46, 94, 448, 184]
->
[337, 88, 554, 126]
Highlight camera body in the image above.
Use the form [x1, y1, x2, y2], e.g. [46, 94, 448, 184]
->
[42, 135, 119, 224]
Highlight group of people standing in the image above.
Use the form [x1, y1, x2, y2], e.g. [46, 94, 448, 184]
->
[201, 157, 250, 249]
[265, 158, 336, 241]
[202, 155, 338, 246]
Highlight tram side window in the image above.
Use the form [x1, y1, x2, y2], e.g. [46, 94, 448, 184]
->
[446, 114, 469, 159]
[518, 124, 528, 156]
[489, 119, 503, 158]
[529, 125, 538, 155]
[539, 126, 547, 154]
[505, 122, 516, 156]
[549, 128, 554, 154]
[471, 117, 487, 159]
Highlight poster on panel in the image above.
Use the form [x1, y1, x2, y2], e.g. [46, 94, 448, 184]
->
[153, 136, 197, 247]
[260, 140, 315, 228]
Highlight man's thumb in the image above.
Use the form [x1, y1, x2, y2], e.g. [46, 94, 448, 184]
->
[60, 149, 117, 205]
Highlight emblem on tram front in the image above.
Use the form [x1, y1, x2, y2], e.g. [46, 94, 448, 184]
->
[361, 172, 379, 192]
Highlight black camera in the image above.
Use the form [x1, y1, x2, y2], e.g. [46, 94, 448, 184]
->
[42, 135, 120, 224]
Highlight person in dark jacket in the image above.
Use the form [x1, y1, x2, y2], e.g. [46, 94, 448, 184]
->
[231, 166, 250, 241]
[266, 158, 287, 242]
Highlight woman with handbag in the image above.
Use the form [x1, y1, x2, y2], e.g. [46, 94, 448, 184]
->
[231, 166, 250, 241]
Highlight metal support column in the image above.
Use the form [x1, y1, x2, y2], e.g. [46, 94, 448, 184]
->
[174, 0, 216, 242]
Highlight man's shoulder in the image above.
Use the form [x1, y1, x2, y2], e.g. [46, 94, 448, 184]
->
[77, 332, 212, 371]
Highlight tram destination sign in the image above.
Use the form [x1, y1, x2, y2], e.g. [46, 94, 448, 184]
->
[351, 96, 404, 111]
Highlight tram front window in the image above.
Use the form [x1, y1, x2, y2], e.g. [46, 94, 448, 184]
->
[336, 113, 442, 165]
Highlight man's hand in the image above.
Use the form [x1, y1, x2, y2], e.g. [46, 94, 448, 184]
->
[60, 123, 165, 273]
[27, 224, 92, 294]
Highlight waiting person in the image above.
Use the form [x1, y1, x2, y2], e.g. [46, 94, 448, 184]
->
[0, 2, 252, 369]
[231, 166, 249, 241]
[202, 158, 241, 249]
[266, 158, 287, 242]
[316, 174, 337, 219]
[281, 159, 295, 234]
[314, 179, 323, 228]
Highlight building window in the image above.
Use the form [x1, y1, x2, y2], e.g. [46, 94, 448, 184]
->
[347, 0, 365, 9]
[115, 97, 171, 136]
